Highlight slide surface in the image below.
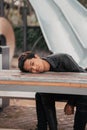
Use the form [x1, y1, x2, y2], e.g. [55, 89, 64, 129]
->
[29, 0, 87, 67]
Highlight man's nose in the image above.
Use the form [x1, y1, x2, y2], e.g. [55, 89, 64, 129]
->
[31, 67, 37, 73]
[32, 65, 36, 69]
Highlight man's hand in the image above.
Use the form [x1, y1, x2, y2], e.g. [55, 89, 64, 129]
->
[64, 103, 74, 115]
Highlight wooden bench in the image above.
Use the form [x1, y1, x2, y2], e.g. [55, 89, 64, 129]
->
[0, 69, 87, 99]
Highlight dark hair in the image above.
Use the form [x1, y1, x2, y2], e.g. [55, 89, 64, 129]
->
[85, 67, 87, 71]
[18, 51, 35, 72]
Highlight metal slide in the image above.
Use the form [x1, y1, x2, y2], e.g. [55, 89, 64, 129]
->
[29, 0, 87, 68]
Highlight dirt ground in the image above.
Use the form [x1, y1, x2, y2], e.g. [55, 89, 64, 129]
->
[0, 99, 74, 130]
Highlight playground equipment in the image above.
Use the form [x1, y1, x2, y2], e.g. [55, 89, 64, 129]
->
[0, 0, 15, 107]
[0, 17, 15, 63]
[29, 0, 87, 68]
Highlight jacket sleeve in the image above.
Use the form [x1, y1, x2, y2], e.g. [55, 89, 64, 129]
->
[62, 54, 85, 72]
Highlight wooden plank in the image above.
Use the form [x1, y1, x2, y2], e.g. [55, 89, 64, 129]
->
[0, 70, 87, 98]
[0, 70, 87, 83]
[0, 70, 87, 87]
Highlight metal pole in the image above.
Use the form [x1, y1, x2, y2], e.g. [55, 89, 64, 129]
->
[22, 6, 27, 52]
[0, 0, 4, 16]
[0, 0, 9, 109]
[0, 48, 2, 70]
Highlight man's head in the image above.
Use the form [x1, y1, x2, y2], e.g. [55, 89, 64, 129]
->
[18, 51, 50, 73]
[18, 51, 35, 72]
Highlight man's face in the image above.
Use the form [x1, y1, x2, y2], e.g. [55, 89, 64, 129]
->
[23, 55, 45, 73]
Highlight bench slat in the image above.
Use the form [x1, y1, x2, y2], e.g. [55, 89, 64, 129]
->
[0, 70, 87, 98]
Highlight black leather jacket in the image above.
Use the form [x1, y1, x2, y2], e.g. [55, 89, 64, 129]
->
[43, 53, 85, 72]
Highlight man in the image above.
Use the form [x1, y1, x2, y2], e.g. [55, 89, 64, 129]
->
[18, 51, 87, 130]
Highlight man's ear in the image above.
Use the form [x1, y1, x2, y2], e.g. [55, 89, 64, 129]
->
[35, 54, 40, 59]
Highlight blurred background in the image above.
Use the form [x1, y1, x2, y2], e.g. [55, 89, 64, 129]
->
[0, 0, 87, 62]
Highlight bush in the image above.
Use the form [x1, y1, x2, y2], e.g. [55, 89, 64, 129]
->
[14, 26, 49, 56]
